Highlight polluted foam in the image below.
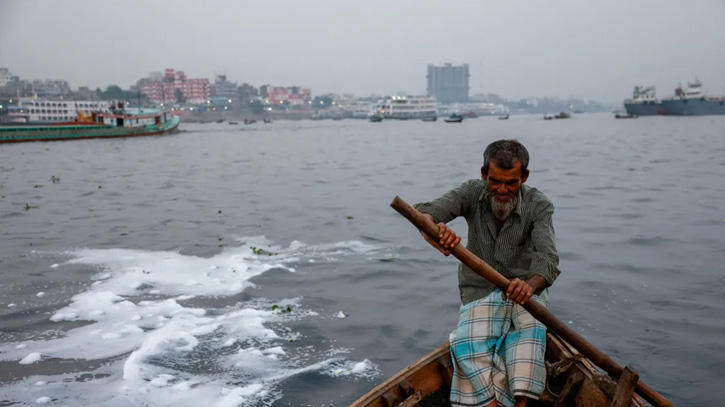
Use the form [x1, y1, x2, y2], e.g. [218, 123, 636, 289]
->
[0, 238, 381, 407]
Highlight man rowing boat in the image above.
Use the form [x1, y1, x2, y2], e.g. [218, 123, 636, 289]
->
[414, 139, 561, 407]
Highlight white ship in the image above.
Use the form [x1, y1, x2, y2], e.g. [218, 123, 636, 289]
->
[5, 99, 115, 123]
[371, 95, 437, 119]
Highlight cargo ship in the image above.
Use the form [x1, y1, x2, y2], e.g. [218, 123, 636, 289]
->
[660, 78, 725, 116]
[623, 86, 666, 116]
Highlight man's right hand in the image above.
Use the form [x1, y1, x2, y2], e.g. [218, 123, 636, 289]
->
[420, 215, 461, 256]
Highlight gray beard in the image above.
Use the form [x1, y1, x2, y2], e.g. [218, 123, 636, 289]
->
[485, 190, 519, 222]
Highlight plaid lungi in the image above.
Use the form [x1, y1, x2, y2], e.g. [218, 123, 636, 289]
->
[449, 289, 549, 407]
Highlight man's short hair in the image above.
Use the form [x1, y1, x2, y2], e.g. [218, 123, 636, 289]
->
[482, 139, 530, 174]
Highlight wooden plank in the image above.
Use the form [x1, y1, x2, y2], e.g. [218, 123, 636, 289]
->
[381, 390, 399, 407]
[437, 356, 453, 388]
[610, 367, 639, 407]
[552, 371, 584, 407]
[397, 391, 422, 407]
[576, 378, 612, 407]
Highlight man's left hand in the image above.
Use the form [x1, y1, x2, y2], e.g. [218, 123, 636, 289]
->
[502, 278, 534, 304]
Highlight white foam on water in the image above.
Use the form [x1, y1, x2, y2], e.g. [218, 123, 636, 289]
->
[1, 238, 381, 407]
[20, 352, 42, 364]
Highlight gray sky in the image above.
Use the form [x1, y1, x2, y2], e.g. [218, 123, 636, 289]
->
[1, 0, 724, 103]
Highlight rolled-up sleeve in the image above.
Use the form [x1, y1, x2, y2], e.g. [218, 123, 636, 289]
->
[413, 180, 478, 224]
[527, 200, 561, 285]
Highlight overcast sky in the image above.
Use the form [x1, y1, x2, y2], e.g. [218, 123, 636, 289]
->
[1, 0, 724, 103]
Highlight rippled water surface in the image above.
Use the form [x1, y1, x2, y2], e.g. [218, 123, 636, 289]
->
[1, 115, 724, 407]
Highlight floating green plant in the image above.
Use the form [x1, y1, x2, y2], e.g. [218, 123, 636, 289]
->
[347, 216, 354, 219]
[33, 185, 44, 188]
[24, 203, 39, 211]
[250, 246, 278, 256]
[50, 176, 60, 183]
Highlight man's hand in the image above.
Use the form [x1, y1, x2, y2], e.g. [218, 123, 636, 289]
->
[503, 275, 548, 304]
[420, 215, 460, 256]
[503, 278, 534, 304]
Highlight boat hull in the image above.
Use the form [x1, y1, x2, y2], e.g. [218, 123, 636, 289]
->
[660, 98, 725, 116]
[0, 116, 180, 143]
[623, 102, 667, 116]
[350, 331, 649, 407]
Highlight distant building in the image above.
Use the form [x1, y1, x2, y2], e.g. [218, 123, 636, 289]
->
[0, 68, 13, 87]
[212, 75, 238, 100]
[426, 63, 469, 104]
[139, 69, 210, 104]
[265, 85, 312, 107]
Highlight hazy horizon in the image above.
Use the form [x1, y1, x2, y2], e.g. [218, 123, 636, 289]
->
[1, 0, 724, 103]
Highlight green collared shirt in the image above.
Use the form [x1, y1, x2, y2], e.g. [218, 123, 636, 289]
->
[414, 179, 560, 305]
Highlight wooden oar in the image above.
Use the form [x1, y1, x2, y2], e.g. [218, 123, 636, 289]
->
[390, 196, 674, 407]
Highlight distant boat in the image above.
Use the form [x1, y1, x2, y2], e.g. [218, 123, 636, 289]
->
[614, 112, 638, 119]
[498, 114, 509, 120]
[228, 121, 238, 125]
[369, 115, 383, 122]
[244, 118, 257, 125]
[263, 118, 272, 124]
[546, 112, 570, 120]
[444, 114, 463, 123]
[216, 119, 224, 123]
[421, 116, 437, 122]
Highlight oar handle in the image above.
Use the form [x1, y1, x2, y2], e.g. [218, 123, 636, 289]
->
[390, 196, 673, 407]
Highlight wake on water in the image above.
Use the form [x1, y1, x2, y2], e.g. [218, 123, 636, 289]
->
[0, 237, 381, 407]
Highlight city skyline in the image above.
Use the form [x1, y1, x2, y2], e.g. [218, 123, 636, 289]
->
[1, 0, 725, 103]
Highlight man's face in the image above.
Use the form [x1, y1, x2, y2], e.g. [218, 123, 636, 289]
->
[481, 160, 529, 202]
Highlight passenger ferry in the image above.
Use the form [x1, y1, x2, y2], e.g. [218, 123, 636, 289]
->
[371, 95, 438, 120]
[0, 102, 179, 143]
[4, 99, 115, 123]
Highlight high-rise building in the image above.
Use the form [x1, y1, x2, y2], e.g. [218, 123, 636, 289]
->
[426, 63, 470, 104]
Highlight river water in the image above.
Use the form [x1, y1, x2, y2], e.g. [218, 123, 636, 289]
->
[1, 115, 723, 407]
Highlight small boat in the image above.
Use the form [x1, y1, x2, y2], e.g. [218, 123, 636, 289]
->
[216, 119, 224, 123]
[421, 116, 437, 122]
[444, 114, 463, 123]
[498, 114, 509, 120]
[350, 331, 649, 407]
[614, 112, 638, 119]
[554, 112, 571, 119]
[263, 118, 272, 124]
[228, 121, 238, 125]
[244, 118, 257, 125]
[369, 115, 383, 122]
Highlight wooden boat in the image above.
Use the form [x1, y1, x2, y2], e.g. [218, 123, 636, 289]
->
[614, 113, 638, 119]
[498, 114, 510, 120]
[350, 331, 647, 407]
[421, 116, 437, 122]
[369, 115, 384, 122]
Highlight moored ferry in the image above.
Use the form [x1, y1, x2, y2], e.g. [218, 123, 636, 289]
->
[0, 104, 179, 143]
[372, 95, 438, 120]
